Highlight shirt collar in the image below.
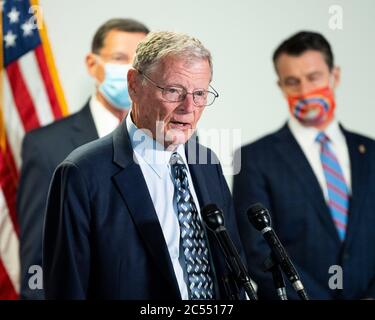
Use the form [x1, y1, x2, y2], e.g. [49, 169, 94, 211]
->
[324, 119, 345, 147]
[126, 112, 187, 178]
[288, 116, 343, 146]
[89, 95, 120, 138]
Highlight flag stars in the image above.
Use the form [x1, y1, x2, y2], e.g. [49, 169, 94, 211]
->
[4, 30, 17, 48]
[21, 20, 34, 37]
[8, 7, 20, 24]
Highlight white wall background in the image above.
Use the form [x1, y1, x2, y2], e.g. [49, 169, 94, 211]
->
[39, 0, 375, 185]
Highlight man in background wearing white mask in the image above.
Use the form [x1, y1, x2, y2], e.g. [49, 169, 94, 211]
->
[233, 31, 375, 300]
[17, 18, 149, 299]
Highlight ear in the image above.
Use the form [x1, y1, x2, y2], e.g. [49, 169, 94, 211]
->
[86, 53, 98, 77]
[277, 78, 288, 98]
[277, 78, 282, 89]
[86, 53, 106, 83]
[127, 68, 139, 101]
[332, 66, 341, 89]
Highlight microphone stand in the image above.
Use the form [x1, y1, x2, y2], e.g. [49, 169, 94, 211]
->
[247, 203, 309, 300]
[218, 231, 258, 300]
[263, 255, 288, 300]
[222, 273, 241, 300]
[201, 204, 258, 300]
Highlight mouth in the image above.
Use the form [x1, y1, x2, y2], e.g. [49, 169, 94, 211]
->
[169, 120, 192, 130]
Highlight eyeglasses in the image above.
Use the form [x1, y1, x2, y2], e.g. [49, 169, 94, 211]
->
[137, 69, 219, 107]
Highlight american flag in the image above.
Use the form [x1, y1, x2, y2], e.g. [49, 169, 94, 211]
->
[0, 0, 68, 299]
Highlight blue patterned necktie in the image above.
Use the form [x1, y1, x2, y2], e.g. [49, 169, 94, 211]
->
[316, 132, 349, 241]
[170, 152, 215, 300]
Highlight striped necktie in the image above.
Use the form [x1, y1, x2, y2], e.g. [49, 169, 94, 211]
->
[316, 132, 349, 241]
[170, 152, 215, 300]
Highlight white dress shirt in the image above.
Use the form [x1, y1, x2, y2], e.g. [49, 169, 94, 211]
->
[126, 112, 203, 300]
[89, 95, 120, 138]
[288, 117, 352, 201]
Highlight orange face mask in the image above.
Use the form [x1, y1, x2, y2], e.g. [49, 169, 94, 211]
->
[287, 86, 336, 127]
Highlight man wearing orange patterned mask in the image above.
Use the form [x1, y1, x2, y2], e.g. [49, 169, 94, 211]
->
[279, 39, 339, 130]
[233, 31, 375, 300]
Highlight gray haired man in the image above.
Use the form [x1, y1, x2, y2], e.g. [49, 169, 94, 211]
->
[43, 31, 246, 300]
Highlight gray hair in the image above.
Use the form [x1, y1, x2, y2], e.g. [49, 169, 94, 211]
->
[133, 31, 213, 79]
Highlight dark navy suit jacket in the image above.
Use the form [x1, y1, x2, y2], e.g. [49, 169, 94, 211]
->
[43, 119, 245, 299]
[17, 102, 98, 299]
[233, 123, 375, 300]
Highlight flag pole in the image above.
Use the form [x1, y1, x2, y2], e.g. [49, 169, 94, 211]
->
[30, 0, 69, 116]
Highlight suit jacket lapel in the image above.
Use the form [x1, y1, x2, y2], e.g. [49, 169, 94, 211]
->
[71, 101, 99, 147]
[274, 124, 341, 243]
[111, 120, 181, 298]
[185, 140, 230, 298]
[185, 139, 212, 207]
[341, 127, 369, 246]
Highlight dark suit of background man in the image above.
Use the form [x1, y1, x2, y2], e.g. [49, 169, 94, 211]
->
[233, 31, 375, 300]
[43, 31, 246, 299]
[16, 18, 149, 299]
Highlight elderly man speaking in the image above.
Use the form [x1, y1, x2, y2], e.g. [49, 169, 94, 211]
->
[43, 31, 245, 300]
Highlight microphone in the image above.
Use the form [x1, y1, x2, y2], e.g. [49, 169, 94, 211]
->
[201, 204, 258, 300]
[247, 203, 309, 300]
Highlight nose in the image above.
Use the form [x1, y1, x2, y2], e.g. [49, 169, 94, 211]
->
[299, 79, 315, 96]
[179, 92, 196, 113]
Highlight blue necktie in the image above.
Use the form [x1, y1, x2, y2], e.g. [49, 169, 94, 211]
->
[170, 152, 215, 300]
[316, 132, 349, 241]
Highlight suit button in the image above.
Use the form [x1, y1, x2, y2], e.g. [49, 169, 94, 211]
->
[343, 252, 350, 261]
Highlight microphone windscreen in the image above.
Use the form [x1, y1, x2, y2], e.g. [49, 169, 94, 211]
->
[201, 204, 224, 230]
[246, 203, 271, 231]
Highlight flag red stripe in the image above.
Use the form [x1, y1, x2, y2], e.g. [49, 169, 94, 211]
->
[34, 45, 63, 120]
[0, 259, 18, 299]
[0, 140, 20, 235]
[6, 61, 40, 132]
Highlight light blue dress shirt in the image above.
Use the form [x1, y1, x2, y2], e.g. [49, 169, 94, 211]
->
[126, 112, 204, 300]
